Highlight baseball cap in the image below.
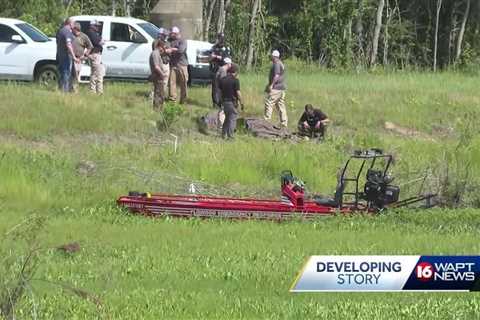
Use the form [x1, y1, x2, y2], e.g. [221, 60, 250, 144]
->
[272, 50, 280, 58]
[171, 26, 180, 33]
[90, 19, 99, 26]
[158, 27, 166, 37]
[223, 57, 232, 64]
[73, 22, 82, 30]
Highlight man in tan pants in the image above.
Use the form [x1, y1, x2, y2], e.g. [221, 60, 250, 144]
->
[168, 27, 189, 104]
[86, 20, 105, 94]
[264, 50, 287, 127]
[149, 42, 169, 110]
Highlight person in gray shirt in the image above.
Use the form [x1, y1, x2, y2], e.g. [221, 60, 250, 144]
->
[56, 17, 79, 92]
[264, 50, 287, 127]
[168, 26, 188, 104]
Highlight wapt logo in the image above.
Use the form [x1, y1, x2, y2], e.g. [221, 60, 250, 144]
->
[404, 256, 480, 291]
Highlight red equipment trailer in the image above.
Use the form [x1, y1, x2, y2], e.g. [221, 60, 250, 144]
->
[117, 149, 435, 220]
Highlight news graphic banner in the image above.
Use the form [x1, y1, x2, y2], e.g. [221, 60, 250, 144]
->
[290, 256, 480, 292]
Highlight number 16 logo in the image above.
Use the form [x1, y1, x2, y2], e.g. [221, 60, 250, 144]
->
[416, 262, 434, 281]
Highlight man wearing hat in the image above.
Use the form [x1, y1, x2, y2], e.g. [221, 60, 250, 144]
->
[264, 50, 287, 127]
[219, 64, 244, 140]
[168, 26, 188, 104]
[210, 33, 232, 109]
[86, 20, 105, 94]
[213, 57, 232, 129]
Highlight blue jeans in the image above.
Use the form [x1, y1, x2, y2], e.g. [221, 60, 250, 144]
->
[57, 57, 73, 92]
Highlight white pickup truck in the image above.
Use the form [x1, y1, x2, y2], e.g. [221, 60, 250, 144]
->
[72, 15, 213, 83]
[0, 16, 213, 84]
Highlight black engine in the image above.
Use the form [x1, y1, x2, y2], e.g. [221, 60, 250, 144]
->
[362, 169, 400, 209]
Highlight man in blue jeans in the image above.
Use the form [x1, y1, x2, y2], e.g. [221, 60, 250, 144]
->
[56, 18, 79, 92]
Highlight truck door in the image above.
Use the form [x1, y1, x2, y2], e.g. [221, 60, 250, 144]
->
[102, 22, 150, 79]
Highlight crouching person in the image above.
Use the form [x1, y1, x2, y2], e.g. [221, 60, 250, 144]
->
[149, 41, 169, 111]
[298, 104, 330, 139]
[219, 64, 244, 140]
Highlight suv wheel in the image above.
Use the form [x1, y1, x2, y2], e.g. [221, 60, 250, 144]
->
[35, 64, 58, 87]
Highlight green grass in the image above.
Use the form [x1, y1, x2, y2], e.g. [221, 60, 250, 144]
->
[1, 70, 480, 319]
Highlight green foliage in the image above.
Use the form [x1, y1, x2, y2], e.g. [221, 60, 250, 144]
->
[157, 102, 186, 131]
[0, 72, 479, 317]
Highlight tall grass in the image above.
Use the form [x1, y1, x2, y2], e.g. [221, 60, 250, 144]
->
[0, 71, 480, 318]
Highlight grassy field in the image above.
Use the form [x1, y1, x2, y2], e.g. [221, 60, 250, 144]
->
[1, 70, 480, 319]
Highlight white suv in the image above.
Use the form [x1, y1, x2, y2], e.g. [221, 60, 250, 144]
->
[72, 15, 213, 83]
[0, 18, 90, 84]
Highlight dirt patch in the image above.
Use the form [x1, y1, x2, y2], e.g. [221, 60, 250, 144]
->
[384, 121, 437, 142]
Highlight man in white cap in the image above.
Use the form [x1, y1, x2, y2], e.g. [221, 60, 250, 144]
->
[214, 57, 232, 129]
[264, 50, 287, 127]
[168, 26, 188, 104]
[86, 20, 105, 94]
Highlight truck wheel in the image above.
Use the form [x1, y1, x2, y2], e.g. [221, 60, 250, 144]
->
[35, 64, 58, 87]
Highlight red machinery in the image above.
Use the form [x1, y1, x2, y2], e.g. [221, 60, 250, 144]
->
[117, 149, 436, 220]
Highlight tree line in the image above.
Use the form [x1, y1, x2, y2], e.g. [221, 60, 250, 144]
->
[1, 0, 479, 71]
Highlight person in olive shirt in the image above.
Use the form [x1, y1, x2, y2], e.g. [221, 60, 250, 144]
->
[149, 41, 169, 111]
[264, 50, 287, 127]
[71, 22, 93, 93]
[151, 28, 172, 97]
[298, 104, 330, 139]
[219, 64, 244, 140]
[168, 26, 188, 104]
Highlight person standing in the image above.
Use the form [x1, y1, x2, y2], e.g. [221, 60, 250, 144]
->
[151, 28, 171, 97]
[219, 64, 244, 140]
[86, 20, 105, 94]
[168, 27, 188, 104]
[149, 41, 169, 111]
[210, 33, 232, 108]
[71, 22, 93, 93]
[56, 17, 79, 92]
[214, 57, 232, 129]
[264, 50, 287, 127]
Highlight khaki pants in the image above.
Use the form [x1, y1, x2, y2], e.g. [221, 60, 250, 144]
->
[153, 78, 166, 110]
[163, 63, 170, 96]
[89, 53, 104, 94]
[169, 65, 188, 104]
[264, 89, 287, 127]
[71, 61, 81, 93]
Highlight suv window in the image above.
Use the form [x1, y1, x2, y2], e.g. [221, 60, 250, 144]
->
[15, 23, 49, 42]
[0, 24, 21, 42]
[111, 23, 146, 43]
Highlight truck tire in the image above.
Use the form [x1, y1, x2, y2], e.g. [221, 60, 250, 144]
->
[35, 64, 58, 87]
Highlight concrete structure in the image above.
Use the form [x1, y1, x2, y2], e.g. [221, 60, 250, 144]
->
[151, 0, 203, 40]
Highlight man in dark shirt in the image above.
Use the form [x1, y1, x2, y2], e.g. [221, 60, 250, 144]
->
[56, 17, 79, 92]
[210, 33, 232, 109]
[86, 20, 105, 94]
[298, 104, 330, 139]
[210, 33, 232, 73]
[168, 26, 188, 104]
[219, 64, 244, 140]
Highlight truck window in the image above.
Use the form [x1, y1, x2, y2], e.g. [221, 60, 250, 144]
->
[0, 24, 21, 42]
[111, 23, 146, 43]
[77, 21, 103, 35]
